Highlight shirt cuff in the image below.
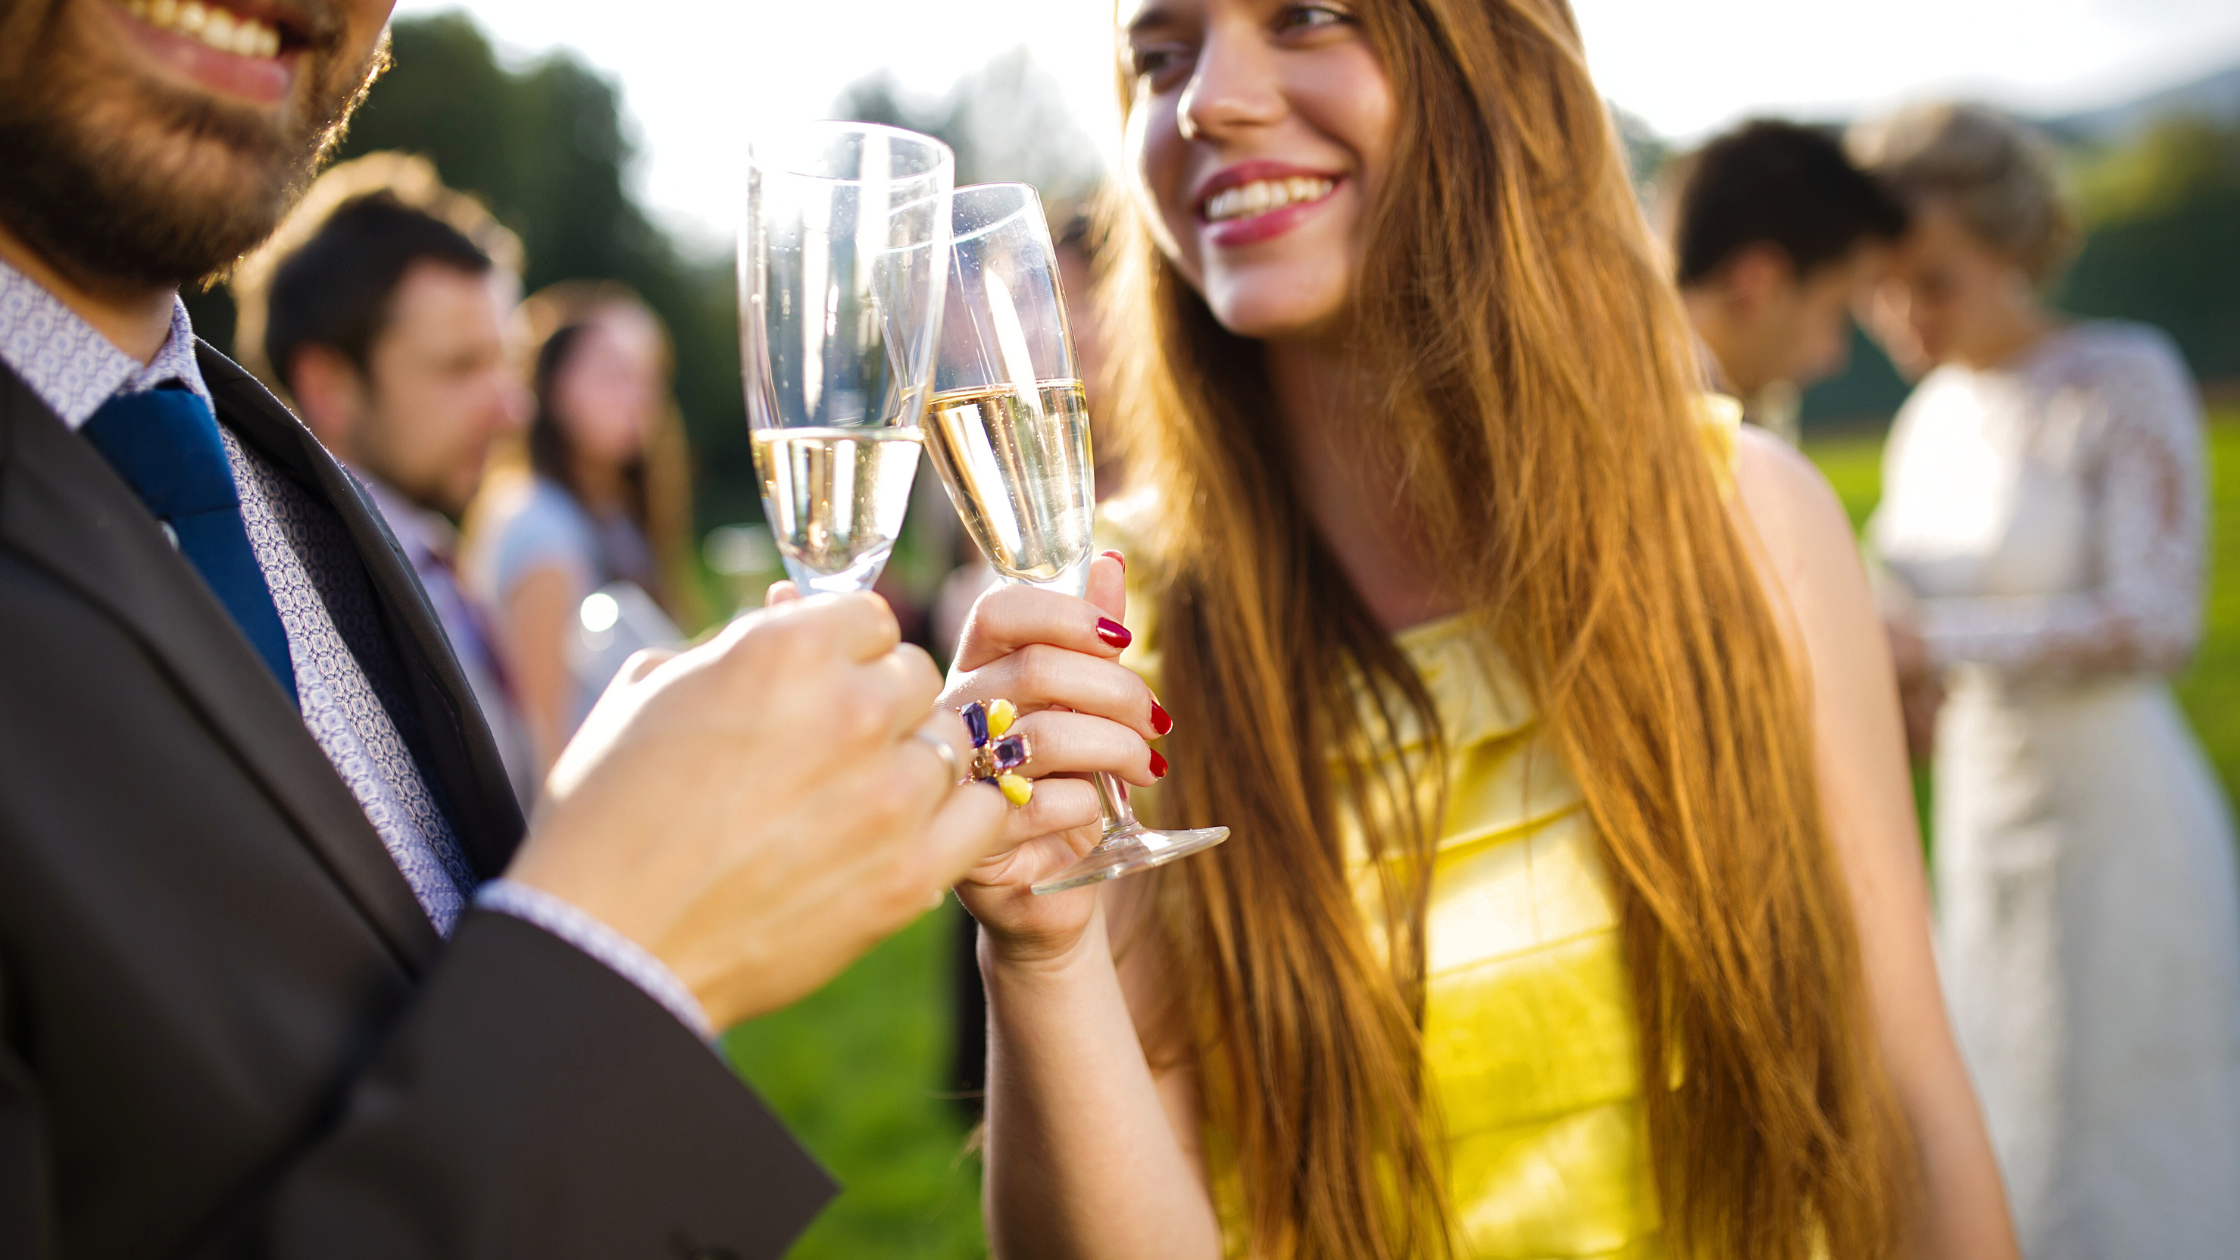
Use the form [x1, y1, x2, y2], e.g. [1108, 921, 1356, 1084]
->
[474, 879, 714, 1041]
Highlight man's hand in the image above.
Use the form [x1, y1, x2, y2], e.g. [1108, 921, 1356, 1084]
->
[504, 593, 1007, 1030]
[1885, 617, 1942, 758]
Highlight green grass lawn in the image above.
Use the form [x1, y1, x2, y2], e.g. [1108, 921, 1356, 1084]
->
[713, 408, 2240, 1260]
[721, 906, 987, 1258]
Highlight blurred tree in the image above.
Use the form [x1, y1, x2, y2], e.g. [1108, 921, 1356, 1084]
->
[2061, 116, 2240, 383]
[833, 49, 1105, 206]
[188, 12, 761, 535]
[1803, 107, 2240, 428]
[1611, 104, 1670, 191]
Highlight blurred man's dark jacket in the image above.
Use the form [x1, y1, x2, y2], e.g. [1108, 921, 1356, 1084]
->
[0, 346, 832, 1258]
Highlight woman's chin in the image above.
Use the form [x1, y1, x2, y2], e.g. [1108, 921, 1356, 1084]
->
[1203, 293, 1349, 345]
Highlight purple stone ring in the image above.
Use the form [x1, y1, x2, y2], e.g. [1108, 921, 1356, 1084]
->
[970, 732, 1030, 781]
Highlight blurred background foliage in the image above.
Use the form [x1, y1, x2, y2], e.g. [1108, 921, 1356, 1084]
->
[188, 13, 2240, 524]
[189, 14, 761, 529]
[185, 15, 2239, 1254]
[1804, 68, 2240, 424]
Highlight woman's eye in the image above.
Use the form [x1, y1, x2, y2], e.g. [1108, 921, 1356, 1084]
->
[1277, 3, 1353, 32]
[1130, 45, 1188, 80]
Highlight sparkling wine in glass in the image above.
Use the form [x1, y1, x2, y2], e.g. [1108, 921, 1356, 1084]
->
[752, 426, 926, 594]
[922, 378, 1094, 588]
[927, 183, 1228, 894]
[740, 122, 952, 594]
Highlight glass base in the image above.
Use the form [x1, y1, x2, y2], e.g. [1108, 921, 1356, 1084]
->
[1030, 822, 1230, 895]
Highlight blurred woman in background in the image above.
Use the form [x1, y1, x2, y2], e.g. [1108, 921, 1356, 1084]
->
[467, 282, 701, 778]
[1857, 102, 2240, 1258]
[940, 0, 2016, 1255]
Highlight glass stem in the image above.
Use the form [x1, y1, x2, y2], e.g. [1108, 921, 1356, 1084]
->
[1091, 771, 1139, 837]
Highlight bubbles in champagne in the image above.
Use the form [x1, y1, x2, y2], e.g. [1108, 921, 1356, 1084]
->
[923, 380, 1095, 590]
[752, 427, 923, 595]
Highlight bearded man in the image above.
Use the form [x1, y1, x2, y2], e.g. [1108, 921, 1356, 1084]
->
[0, 3, 1021, 1257]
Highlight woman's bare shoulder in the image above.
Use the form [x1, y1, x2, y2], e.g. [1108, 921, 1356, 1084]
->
[1728, 426, 1860, 597]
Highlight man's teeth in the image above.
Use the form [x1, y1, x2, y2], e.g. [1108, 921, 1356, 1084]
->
[1204, 177, 1336, 224]
[122, 0, 283, 58]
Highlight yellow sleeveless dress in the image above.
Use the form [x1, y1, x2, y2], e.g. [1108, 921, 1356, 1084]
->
[1103, 400, 1738, 1260]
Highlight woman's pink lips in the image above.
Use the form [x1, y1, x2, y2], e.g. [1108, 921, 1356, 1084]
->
[106, 1, 298, 106]
[1200, 180, 1342, 248]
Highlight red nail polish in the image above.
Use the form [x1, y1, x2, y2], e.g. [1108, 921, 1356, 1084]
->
[1102, 549, 1126, 572]
[1150, 700, 1174, 736]
[1149, 749, 1169, 779]
[1096, 617, 1133, 650]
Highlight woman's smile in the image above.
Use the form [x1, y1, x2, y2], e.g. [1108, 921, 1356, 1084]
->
[1124, 0, 1391, 340]
[1195, 160, 1345, 247]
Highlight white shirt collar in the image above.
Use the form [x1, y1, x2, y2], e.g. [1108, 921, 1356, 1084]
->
[0, 253, 215, 429]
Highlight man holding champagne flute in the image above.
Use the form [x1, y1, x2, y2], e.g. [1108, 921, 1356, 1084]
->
[0, 3, 1080, 1257]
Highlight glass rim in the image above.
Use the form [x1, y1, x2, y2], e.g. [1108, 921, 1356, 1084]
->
[949, 182, 1045, 247]
[746, 120, 955, 186]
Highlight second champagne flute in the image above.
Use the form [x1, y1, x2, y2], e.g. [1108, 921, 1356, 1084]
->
[925, 184, 1228, 895]
[740, 123, 952, 595]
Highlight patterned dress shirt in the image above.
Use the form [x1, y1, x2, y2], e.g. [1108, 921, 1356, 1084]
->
[0, 257, 709, 1038]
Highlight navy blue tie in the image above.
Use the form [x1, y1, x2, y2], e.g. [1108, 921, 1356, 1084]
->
[80, 386, 298, 704]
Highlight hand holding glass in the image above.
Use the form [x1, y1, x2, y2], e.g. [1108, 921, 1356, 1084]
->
[927, 184, 1228, 894]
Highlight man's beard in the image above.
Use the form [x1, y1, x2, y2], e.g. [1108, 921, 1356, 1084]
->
[0, 1, 387, 292]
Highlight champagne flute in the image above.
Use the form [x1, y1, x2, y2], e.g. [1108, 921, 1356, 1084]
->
[740, 123, 952, 594]
[925, 183, 1228, 895]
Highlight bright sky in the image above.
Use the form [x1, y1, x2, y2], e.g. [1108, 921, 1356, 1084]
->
[395, 0, 2240, 248]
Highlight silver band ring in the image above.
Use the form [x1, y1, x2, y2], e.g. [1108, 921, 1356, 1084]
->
[911, 728, 964, 785]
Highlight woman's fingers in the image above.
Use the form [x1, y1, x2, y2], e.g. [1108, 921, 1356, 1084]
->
[1002, 711, 1162, 787]
[952, 582, 1136, 674]
[1085, 550, 1128, 624]
[993, 776, 1102, 852]
[962, 819, 1103, 890]
[961, 646, 1164, 740]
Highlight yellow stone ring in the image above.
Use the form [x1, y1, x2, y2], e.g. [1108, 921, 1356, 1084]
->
[960, 699, 1034, 808]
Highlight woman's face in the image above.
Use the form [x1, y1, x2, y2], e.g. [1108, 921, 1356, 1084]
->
[551, 308, 664, 467]
[1122, 0, 1395, 342]
[1867, 198, 2039, 376]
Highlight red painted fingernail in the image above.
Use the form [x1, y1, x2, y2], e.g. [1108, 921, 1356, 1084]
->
[1150, 700, 1173, 736]
[1096, 617, 1132, 649]
[1150, 749, 1169, 779]
[1102, 549, 1126, 572]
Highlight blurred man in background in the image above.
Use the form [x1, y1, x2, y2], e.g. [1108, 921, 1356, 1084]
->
[1664, 119, 1910, 443]
[234, 154, 539, 804]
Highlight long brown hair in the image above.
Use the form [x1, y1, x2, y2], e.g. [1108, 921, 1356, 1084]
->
[1104, 1, 1910, 1256]
[512, 281, 704, 628]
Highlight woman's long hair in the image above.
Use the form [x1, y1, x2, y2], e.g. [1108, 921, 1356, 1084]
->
[1104, 1, 1910, 1256]
[514, 282, 702, 627]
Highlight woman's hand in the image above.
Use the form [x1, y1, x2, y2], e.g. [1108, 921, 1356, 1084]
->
[943, 553, 1168, 964]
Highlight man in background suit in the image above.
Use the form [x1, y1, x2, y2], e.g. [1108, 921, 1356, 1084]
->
[233, 154, 542, 806]
[0, 1, 1025, 1256]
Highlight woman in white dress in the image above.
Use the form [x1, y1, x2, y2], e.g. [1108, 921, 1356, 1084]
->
[1856, 102, 2240, 1258]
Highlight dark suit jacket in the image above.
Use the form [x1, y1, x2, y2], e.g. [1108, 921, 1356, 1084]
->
[0, 345, 834, 1259]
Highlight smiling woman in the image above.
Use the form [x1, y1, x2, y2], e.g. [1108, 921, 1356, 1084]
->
[952, 0, 2021, 1257]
